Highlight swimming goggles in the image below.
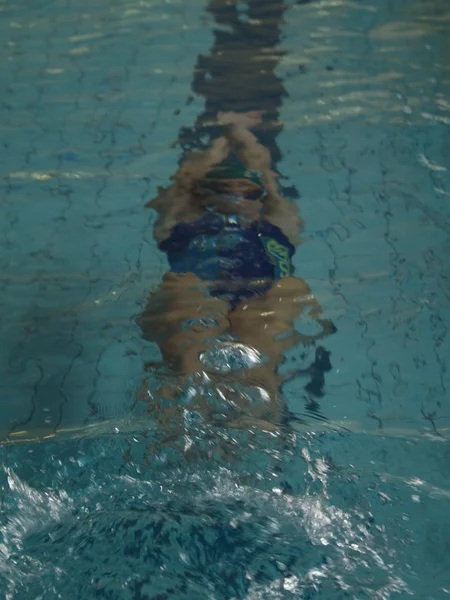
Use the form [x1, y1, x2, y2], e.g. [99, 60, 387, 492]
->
[195, 179, 267, 202]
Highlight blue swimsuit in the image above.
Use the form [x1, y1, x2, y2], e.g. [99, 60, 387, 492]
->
[160, 212, 295, 308]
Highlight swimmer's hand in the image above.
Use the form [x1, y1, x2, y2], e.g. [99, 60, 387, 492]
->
[218, 110, 264, 130]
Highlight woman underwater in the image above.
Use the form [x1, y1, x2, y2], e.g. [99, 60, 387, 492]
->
[138, 111, 336, 426]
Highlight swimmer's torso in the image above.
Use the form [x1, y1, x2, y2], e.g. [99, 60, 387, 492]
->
[160, 211, 295, 305]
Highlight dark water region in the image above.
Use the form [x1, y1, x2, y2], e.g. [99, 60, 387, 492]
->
[0, 0, 450, 598]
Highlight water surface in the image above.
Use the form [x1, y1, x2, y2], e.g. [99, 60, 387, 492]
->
[0, 0, 449, 598]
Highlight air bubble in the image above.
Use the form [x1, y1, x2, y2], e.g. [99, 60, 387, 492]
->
[199, 342, 267, 373]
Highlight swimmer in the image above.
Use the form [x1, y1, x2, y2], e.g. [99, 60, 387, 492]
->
[138, 111, 336, 425]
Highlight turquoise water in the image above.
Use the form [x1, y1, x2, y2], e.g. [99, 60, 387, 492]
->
[1, 0, 450, 598]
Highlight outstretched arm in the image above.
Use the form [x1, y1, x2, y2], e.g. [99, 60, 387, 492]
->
[219, 112, 303, 245]
[145, 135, 231, 242]
[146, 136, 231, 210]
[172, 136, 231, 188]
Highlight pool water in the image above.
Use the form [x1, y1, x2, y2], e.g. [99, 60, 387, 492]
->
[1, 0, 450, 598]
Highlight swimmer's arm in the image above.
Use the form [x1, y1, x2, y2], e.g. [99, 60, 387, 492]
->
[262, 199, 303, 247]
[226, 124, 303, 244]
[145, 136, 231, 242]
[171, 136, 231, 188]
[146, 136, 230, 207]
[147, 186, 192, 243]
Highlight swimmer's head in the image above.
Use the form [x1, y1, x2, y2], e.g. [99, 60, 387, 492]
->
[195, 178, 266, 203]
[199, 163, 267, 202]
